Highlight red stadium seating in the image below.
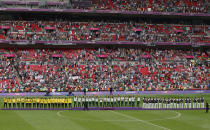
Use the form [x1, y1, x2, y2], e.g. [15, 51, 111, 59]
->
[0, 48, 209, 92]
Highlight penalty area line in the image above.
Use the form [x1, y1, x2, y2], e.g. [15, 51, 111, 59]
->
[109, 111, 171, 130]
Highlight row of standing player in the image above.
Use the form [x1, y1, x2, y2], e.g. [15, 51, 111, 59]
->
[142, 97, 205, 109]
[73, 96, 140, 107]
[3, 96, 139, 108]
[3, 96, 205, 109]
[3, 97, 73, 109]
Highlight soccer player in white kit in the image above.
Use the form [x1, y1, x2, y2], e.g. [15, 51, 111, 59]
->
[107, 96, 110, 107]
[146, 98, 149, 108]
[193, 98, 197, 108]
[137, 96, 140, 107]
[92, 97, 95, 107]
[129, 96, 132, 107]
[189, 98, 192, 109]
[167, 99, 170, 109]
[163, 98, 167, 108]
[121, 96, 124, 107]
[114, 96, 117, 107]
[170, 98, 173, 108]
[111, 96, 114, 107]
[125, 97, 129, 107]
[99, 97, 103, 107]
[177, 98, 180, 109]
[173, 98, 177, 109]
[82, 96, 85, 107]
[142, 97, 146, 108]
[154, 98, 158, 109]
[103, 97, 106, 107]
[180, 98, 183, 108]
[74, 96, 77, 108]
[149, 98, 152, 109]
[117, 96, 121, 107]
[95, 96, 99, 107]
[158, 98, 162, 109]
[152, 98, 155, 109]
[78, 96, 81, 107]
[132, 96, 135, 107]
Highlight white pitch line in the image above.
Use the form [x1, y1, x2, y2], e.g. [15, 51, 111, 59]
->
[148, 111, 181, 122]
[57, 111, 65, 118]
[57, 110, 181, 124]
[56, 111, 135, 122]
[110, 111, 171, 130]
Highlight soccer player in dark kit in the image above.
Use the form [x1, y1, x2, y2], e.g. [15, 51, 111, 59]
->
[193, 98, 197, 108]
[206, 101, 209, 113]
[159, 98, 162, 109]
[84, 99, 88, 110]
[201, 97, 205, 108]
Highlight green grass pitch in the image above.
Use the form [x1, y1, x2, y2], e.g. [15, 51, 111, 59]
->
[0, 93, 209, 130]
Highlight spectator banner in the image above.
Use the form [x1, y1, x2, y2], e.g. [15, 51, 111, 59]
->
[51, 54, 62, 58]
[69, 76, 80, 80]
[44, 27, 55, 30]
[185, 56, 194, 59]
[140, 55, 152, 58]
[0, 26, 10, 29]
[0, 90, 210, 96]
[35, 75, 43, 80]
[97, 54, 108, 58]
[132, 28, 142, 31]
[175, 30, 183, 32]
[89, 28, 99, 31]
[3, 54, 15, 57]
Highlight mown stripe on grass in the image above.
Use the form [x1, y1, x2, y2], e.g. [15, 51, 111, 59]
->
[16, 110, 86, 130]
[0, 110, 36, 130]
[110, 110, 170, 130]
[58, 110, 128, 130]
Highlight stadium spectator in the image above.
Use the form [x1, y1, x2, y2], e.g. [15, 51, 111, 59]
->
[0, 48, 209, 92]
[0, 20, 209, 44]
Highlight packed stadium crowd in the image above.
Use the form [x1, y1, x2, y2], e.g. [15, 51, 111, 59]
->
[0, 20, 209, 43]
[91, 0, 208, 13]
[0, 48, 209, 93]
[1, 0, 208, 14]
[3, 96, 205, 109]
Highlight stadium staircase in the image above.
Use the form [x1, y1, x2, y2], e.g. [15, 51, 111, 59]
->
[13, 65, 23, 86]
[2, 50, 22, 89]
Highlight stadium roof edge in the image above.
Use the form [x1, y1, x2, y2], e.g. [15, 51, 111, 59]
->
[0, 8, 209, 18]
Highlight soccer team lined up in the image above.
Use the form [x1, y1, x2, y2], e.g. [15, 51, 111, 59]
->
[3, 96, 205, 109]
